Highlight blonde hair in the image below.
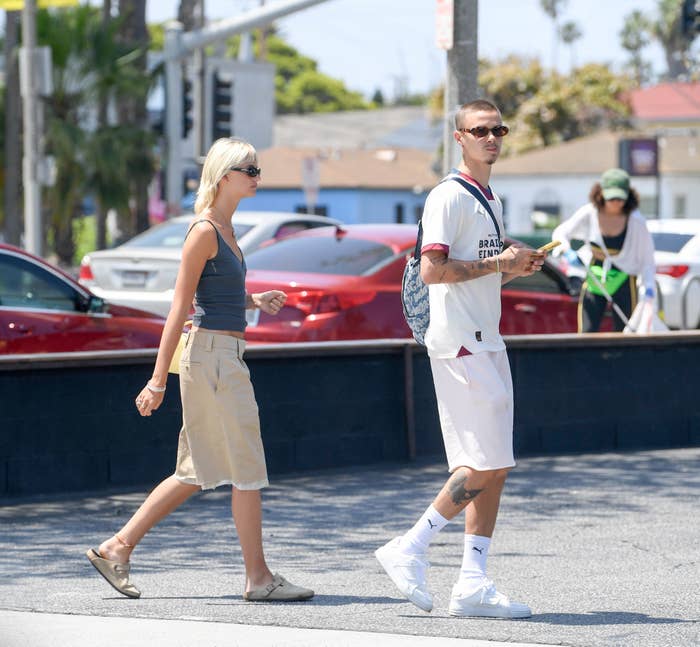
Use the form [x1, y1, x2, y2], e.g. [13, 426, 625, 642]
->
[194, 138, 258, 215]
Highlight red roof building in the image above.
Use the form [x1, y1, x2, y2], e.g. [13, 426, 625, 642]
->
[627, 82, 700, 127]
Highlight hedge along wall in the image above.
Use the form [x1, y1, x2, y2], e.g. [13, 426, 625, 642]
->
[1, 333, 699, 496]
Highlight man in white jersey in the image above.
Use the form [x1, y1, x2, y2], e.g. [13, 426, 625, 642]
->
[376, 99, 544, 618]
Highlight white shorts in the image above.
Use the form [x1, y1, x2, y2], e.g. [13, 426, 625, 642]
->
[429, 350, 515, 472]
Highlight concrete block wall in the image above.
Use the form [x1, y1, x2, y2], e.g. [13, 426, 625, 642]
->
[1, 333, 698, 496]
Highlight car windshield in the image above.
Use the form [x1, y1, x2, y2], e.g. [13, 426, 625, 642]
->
[123, 221, 255, 248]
[246, 236, 395, 276]
[651, 232, 695, 253]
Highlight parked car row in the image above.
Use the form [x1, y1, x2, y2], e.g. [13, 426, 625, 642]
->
[243, 224, 596, 342]
[550, 218, 700, 330]
[646, 219, 700, 329]
[78, 211, 341, 317]
[8, 214, 700, 355]
[0, 244, 164, 354]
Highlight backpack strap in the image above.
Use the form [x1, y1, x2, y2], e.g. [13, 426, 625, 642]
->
[448, 175, 502, 242]
[413, 220, 424, 261]
[415, 175, 501, 261]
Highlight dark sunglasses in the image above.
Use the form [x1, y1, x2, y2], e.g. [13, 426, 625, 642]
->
[459, 125, 509, 138]
[230, 165, 261, 178]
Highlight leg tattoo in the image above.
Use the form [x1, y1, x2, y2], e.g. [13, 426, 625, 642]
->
[448, 473, 483, 507]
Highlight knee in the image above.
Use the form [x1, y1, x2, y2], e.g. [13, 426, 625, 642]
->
[452, 465, 510, 487]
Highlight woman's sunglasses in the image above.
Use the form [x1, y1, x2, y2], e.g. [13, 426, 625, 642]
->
[230, 165, 262, 178]
[459, 125, 509, 138]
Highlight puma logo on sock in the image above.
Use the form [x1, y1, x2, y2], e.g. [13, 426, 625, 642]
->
[472, 546, 483, 554]
[427, 519, 437, 529]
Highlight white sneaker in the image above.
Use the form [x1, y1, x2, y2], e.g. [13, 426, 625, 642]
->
[449, 580, 531, 619]
[375, 537, 433, 612]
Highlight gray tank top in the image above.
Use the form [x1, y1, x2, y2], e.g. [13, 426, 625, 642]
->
[190, 220, 247, 332]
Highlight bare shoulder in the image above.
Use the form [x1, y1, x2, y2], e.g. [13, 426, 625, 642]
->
[184, 216, 218, 259]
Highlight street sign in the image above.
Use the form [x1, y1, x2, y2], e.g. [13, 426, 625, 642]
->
[436, 0, 454, 50]
[301, 156, 320, 212]
[0, 0, 78, 8]
[618, 138, 659, 177]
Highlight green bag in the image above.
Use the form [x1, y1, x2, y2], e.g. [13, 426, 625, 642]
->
[586, 265, 629, 297]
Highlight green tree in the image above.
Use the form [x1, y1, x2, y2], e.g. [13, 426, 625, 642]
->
[282, 70, 367, 114]
[516, 64, 632, 152]
[620, 10, 653, 85]
[114, 0, 153, 240]
[476, 57, 633, 155]
[649, 0, 697, 79]
[148, 24, 370, 114]
[37, 5, 155, 263]
[620, 0, 699, 80]
[479, 55, 546, 119]
[371, 88, 385, 107]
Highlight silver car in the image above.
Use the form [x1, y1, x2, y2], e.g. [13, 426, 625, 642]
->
[78, 211, 342, 316]
[647, 218, 700, 329]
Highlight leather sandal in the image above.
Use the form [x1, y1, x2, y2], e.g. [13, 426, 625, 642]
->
[86, 548, 141, 599]
[243, 573, 314, 602]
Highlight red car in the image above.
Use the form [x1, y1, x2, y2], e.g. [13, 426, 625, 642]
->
[0, 244, 165, 354]
[243, 224, 588, 343]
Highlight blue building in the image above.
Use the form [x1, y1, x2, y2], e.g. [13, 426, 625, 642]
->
[243, 146, 440, 225]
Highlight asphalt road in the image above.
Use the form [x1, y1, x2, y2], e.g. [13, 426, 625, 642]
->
[1, 447, 698, 647]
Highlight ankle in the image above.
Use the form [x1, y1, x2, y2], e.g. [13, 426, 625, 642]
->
[246, 567, 273, 591]
[99, 534, 134, 562]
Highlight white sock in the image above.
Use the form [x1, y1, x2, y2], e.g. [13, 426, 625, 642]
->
[458, 534, 491, 591]
[400, 505, 449, 555]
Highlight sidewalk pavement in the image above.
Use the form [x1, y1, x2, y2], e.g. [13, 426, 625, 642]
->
[1, 447, 698, 647]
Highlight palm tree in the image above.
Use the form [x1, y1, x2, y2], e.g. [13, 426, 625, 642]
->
[114, 0, 154, 240]
[649, 0, 695, 80]
[37, 4, 155, 263]
[539, 0, 568, 70]
[620, 10, 653, 86]
[559, 21, 582, 71]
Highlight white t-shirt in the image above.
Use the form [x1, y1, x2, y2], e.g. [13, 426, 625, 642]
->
[421, 175, 505, 358]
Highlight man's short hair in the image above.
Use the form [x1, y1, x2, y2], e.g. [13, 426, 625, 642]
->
[455, 99, 501, 129]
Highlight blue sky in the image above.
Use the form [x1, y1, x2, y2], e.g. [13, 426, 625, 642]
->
[145, 0, 669, 100]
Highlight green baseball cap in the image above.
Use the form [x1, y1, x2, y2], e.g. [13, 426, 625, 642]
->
[600, 168, 630, 201]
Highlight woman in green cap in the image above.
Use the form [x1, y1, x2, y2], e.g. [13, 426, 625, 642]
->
[551, 168, 656, 332]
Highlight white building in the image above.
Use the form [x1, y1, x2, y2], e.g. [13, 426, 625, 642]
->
[493, 130, 700, 235]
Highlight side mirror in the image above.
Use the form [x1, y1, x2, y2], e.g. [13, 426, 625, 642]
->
[87, 295, 107, 314]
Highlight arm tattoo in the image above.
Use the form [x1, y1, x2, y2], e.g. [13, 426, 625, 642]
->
[448, 474, 483, 506]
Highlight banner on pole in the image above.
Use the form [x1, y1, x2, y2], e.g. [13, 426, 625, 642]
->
[0, 0, 78, 10]
[436, 0, 454, 50]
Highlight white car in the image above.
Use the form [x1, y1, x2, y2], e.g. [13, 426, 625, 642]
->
[647, 218, 700, 329]
[78, 211, 342, 316]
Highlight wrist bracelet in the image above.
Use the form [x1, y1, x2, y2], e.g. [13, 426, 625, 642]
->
[495, 256, 500, 273]
[146, 382, 166, 393]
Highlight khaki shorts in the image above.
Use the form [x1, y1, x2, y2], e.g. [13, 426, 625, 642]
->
[430, 349, 515, 472]
[174, 330, 269, 490]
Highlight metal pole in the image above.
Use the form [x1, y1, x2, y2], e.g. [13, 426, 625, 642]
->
[165, 22, 184, 216]
[193, 0, 206, 160]
[442, 0, 478, 175]
[4, 10, 22, 246]
[21, 0, 41, 254]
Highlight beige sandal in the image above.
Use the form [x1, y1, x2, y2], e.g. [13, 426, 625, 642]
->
[86, 548, 141, 599]
[243, 573, 314, 602]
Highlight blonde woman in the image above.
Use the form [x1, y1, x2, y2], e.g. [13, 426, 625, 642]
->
[86, 138, 313, 602]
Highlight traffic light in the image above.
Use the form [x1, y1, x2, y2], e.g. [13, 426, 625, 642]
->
[681, 0, 700, 37]
[182, 78, 193, 138]
[211, 72, 233, 141]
